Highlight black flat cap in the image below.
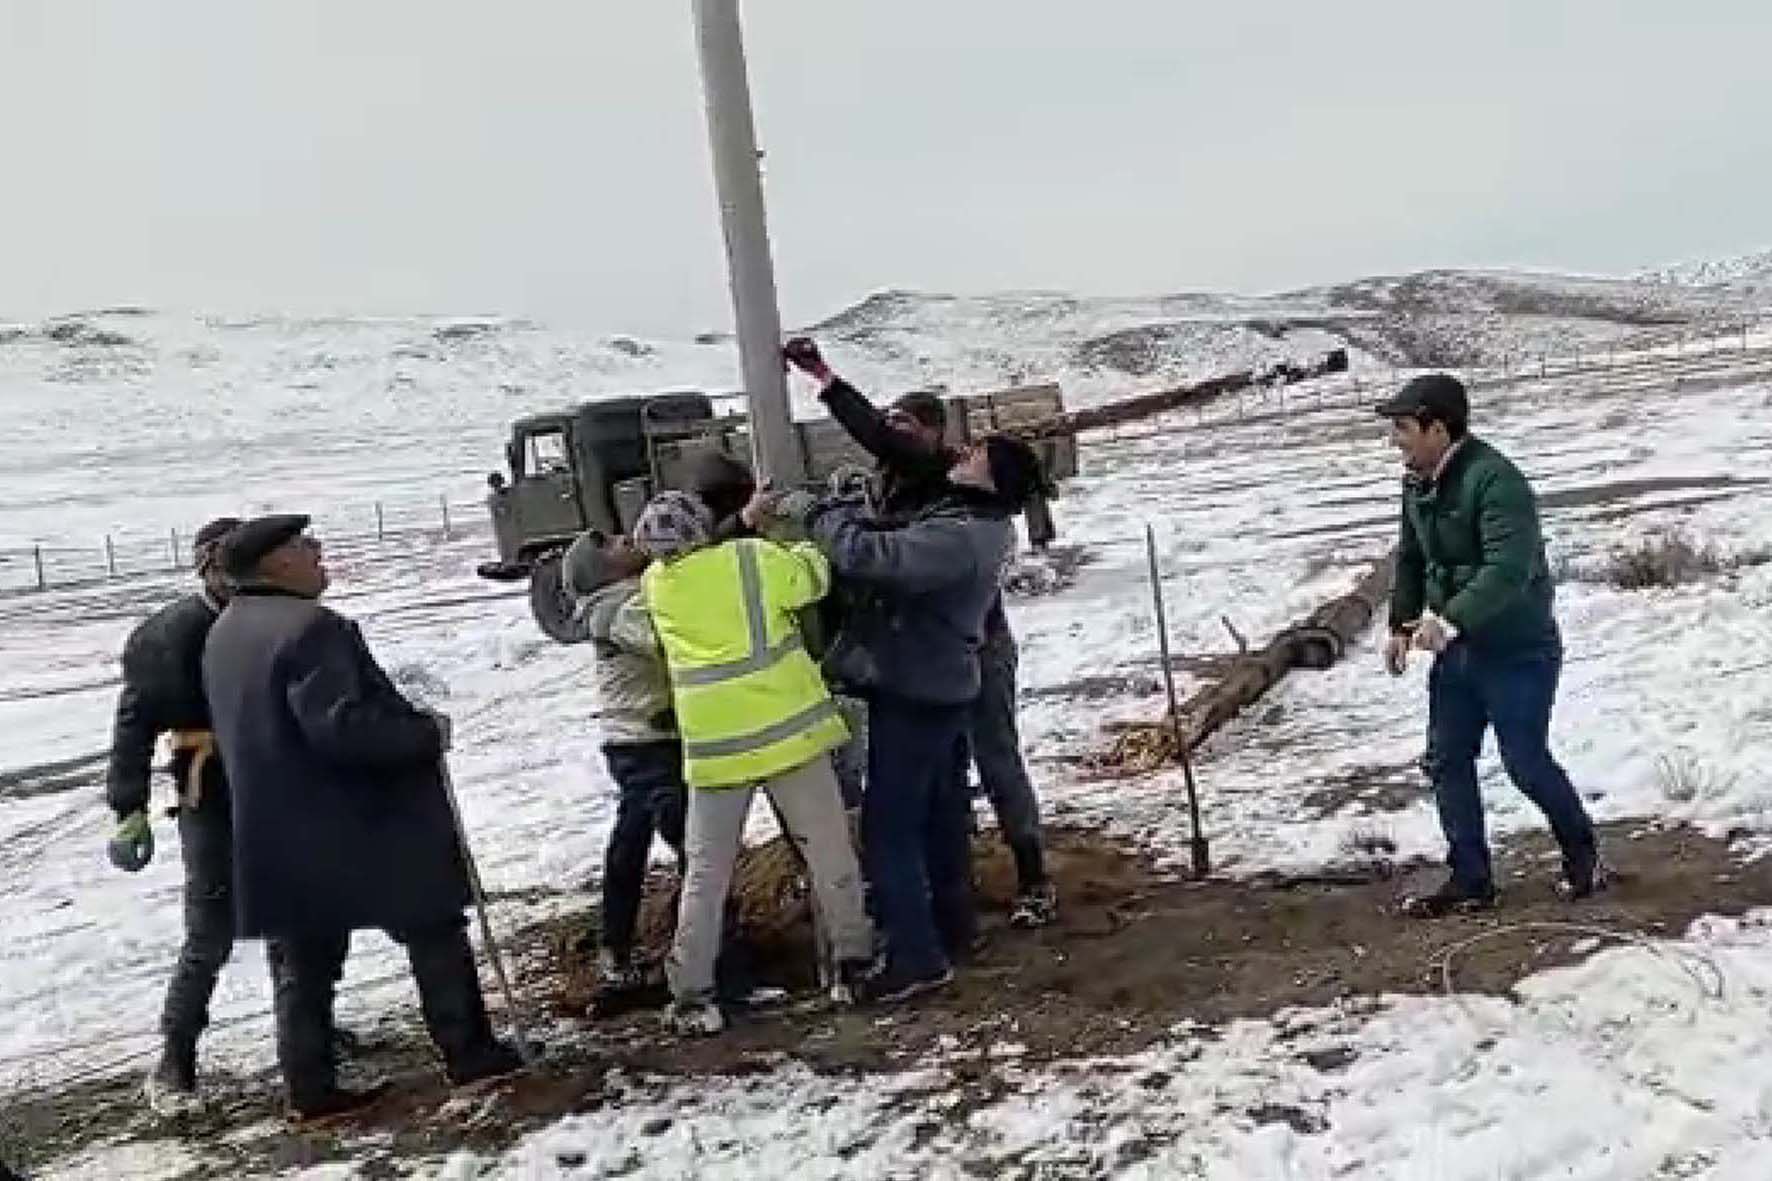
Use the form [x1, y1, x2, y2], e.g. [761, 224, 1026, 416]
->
[1374, 373, 1469, 424]
[221, 514, 311, 576]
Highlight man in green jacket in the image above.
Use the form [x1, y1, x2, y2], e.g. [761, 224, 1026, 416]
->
[1377, 374, 1600, 917]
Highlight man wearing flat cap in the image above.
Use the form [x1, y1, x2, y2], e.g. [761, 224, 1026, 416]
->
[203, 514, 521, 1119]
[104, 516, 246, 1115]
[1376, 374, 1602, 918]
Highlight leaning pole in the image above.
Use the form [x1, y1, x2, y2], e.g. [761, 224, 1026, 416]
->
[690, 0, 804, 485]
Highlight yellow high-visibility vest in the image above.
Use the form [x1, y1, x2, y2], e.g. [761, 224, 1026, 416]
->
[642, 538, 848, 789]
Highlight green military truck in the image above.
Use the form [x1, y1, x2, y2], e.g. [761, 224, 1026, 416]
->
[476, 385, 1079, 640]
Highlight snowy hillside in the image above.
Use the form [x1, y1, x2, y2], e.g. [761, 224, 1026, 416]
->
[5, 263, 1772, 1178]
[2, 262, 1766, 554]
[1640, 246, 1772, 289]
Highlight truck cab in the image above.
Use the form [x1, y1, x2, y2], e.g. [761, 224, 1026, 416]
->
[478, 384, 1077, 641]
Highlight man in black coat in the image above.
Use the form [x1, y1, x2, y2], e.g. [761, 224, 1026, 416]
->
[104, 517, 243, 1113]
[784, 337, 1060, 929]
[203, 514, 521, 1120]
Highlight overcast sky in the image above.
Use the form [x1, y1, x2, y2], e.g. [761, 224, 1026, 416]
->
[4, 1, 1769, 336]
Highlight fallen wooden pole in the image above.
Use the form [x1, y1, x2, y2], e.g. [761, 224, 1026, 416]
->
[1095, 548, 1396, 772]
[1015, 349, 1348, 442]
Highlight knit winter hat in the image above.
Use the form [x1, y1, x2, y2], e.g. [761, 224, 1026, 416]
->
[633, 491, 715, 560]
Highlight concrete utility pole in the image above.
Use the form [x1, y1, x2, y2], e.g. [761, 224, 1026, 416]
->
[691, 0, 803, 484]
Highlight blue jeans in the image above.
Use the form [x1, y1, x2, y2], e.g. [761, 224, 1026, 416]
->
[863, 696, 974, 977]
[600, 740, 687, 956]
[1427, 643, 1596, 892]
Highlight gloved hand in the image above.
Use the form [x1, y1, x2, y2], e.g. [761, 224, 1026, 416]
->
[1383, 631, 1411, 677]
[743, 488, 817, 531]
[782, 337, 833, 383]
[108, 810, 155, 872]
[1410, 611, 1459, 654]
[827, 463, 876, 506]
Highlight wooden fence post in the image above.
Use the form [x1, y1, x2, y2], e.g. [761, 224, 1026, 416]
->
[34, 545, 45, 590]
[375, 502, 386, 540]
[440, 495, 452, 539]
[104, 535, 117, 577]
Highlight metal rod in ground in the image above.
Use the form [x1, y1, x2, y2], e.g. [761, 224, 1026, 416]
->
[1144, 523, 1210, 878]
[437, 755, 539, 1066]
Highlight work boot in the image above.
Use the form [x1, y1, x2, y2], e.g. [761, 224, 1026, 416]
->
[858, 961, 955, 1006]
[1009, 882, 1059, 929]
[143, 1038, 200, 1117]
[1400, 876, 1497, 919]
[1558, 844, 1610, 900]
[596, 948, 648, 995]
[289, 1081, 389, 1125]
[446, 1039, 529, 1087]
[663, 998, 726, 1037]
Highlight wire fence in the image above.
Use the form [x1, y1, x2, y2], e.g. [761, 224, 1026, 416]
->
[2, 317, 1767, 597]
[0, 493, 490, 596]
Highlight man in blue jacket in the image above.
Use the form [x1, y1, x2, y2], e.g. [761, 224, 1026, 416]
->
[784, 337, 1058, 929]
[754, 433, 1048, 1002]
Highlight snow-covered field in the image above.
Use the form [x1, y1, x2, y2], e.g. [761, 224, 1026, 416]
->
[5, 269, 1772, 1179]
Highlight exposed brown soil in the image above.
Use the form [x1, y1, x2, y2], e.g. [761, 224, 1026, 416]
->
[6, 821, 1766, 1178]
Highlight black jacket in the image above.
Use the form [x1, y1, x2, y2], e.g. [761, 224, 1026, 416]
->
[107, 592, 228, 819]
[203, 587, 466, 938]
[819, 377, 1011, 640]
[819, 378, 957, 522]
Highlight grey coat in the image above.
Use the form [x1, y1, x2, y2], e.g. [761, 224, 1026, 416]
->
[578, 576, 677, 746]
[203, 587, 466, 938]
[804, 487, 1014, 706]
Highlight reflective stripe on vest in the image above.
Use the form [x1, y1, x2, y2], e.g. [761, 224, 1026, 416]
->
[669, 543, 804, 687]
[646, 539, 847, 788]
[680, 697, 842, 760]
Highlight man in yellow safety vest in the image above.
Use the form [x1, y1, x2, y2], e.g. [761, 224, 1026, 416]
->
[634, 491, 873, 1035]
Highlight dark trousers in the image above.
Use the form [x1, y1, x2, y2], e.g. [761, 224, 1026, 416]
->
[1428, 643, 1597, 892]
[600, 740, 688, 956]
[161, 788, 236, 1046]
[267, 917, 491, 1103]
[864, 696, 974, 977]
[971, 625, 1046, 890]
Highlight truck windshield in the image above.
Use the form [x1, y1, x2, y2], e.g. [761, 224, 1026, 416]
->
[526, 429, 570, 475]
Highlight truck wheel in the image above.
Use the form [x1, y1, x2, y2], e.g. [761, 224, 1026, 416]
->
[528, 553, 587, 644]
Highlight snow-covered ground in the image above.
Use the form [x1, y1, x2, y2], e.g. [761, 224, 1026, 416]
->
[5, 273, 1772, 1178]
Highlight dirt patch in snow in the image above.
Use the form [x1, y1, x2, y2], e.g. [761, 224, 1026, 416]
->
[7, 821, 1768, 1178]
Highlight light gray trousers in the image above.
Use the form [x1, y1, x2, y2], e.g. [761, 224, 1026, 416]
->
[667, 754, 873, 1005]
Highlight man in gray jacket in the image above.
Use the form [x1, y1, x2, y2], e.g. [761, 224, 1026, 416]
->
[753, 434, 1047, 1002]
[562, 531, 685, 999]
